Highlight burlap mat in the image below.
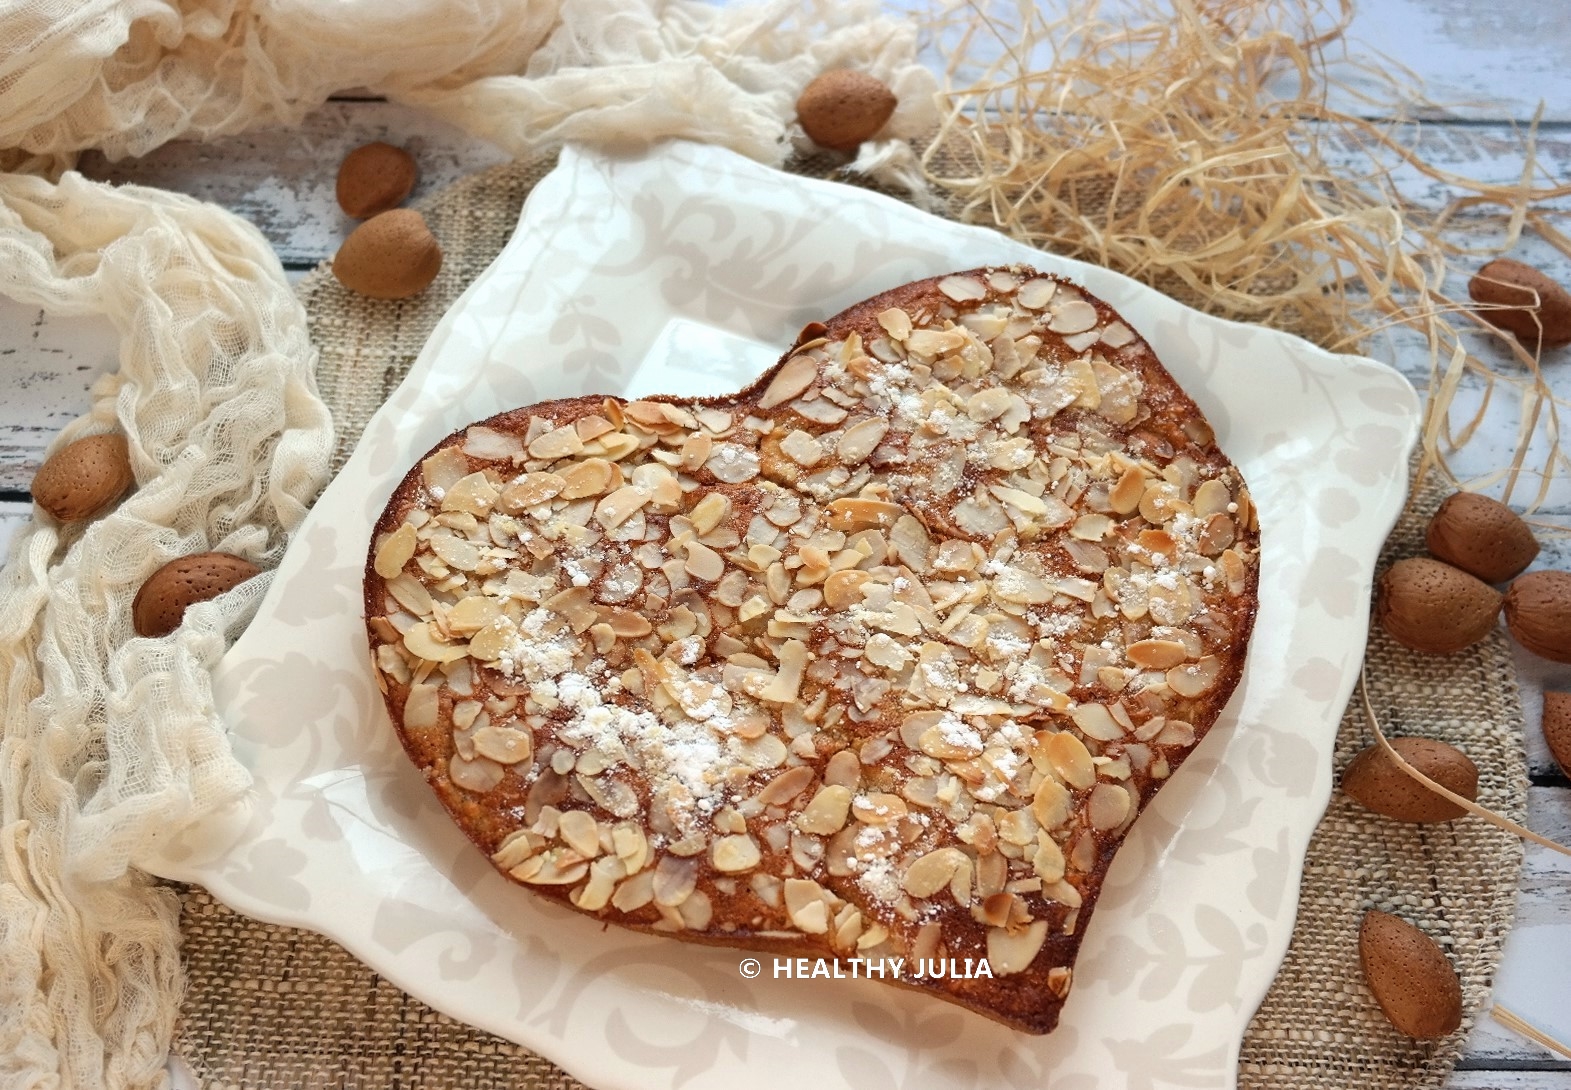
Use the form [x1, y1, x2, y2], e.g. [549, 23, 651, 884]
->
[170, 152, 1528, 1089]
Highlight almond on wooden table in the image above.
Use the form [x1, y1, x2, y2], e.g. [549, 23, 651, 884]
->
[1468, 258, 1571, 347]
[336, 141, 418, 219]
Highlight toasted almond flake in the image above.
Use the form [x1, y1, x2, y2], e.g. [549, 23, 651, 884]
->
[449, 753, 505, 794]
[404, 621, 469, 663]
[1017, 278, 1057, 310]
[877, 307, 914, 341]
[557, 810, 602, 859]
[826, 497, 903, 532]
[594, 485, 651, 529]
[797, 785, 852, 834]
[429, 533, 480, 572]
[528, 425, 584, 461]
[851, 792, 908, 823]
[988, 920, 1048, 975]
[780, 429, 825, 467]
[967, 387, 1014, 422]
[499, 472, 566, 512]
[472, 725, 532, 765]
[559, 459, 616, 500]
[712, 834, 762, 873]
[403, 683, 440, 731]
[1032, 776, 1071, 828]
[1110, 466, 1146, 515]
[988, 484, 1048, 517]
[1128, 639, 1188, 668]
[652, 856, 698, 906]
[837, 418, 889, 465]
[705, 444, 761, 484]
[685, 540, 725, 582]
[447, 595, 502, 633]
[759, 355, 818, 409]
[903, 847, 968, 898]
[939, 275, 987, 302]
[757, 765, 815, 807]
[1070, 513, 1111, 541]
[1089, 782, 1132, 830]
[758, 639, 808, 703]
[1071, 703, 1124, 741]
[1048, 299, 1099, 335]
[375, 523, 417, 579]
[1168, 656, 1221, 698]
[1046, 731, 1096, 789]
[1032, 833, 1066, 883]
[1192, 478, 1232, 518]
[992, 565, 1054, 605]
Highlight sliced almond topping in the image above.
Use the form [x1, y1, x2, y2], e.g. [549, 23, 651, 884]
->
[594, 485, 651, 529]
[824, 569, 871, 609]
[557, 810, 603, 859]
[1110, 466, 1146, 515]
[374, 523, 417, 579]
[780, 429, 825, 467]
[988, 919, 1048, 975]
[851, 792, 908, 824]
[1017, 278, 1057, 310]
[446, 595, 502, 634]
[903, 847, 969, 898]
[1048, 299, 1099, 334]
[759, 355, 818, 409]
[559, 459, 616, 500]
[1192, 477, 1232, 518]
[712, 834, 762, 873]
[877, 307, 914, 341]
[758, 639, 808, 703]
[472, 725, 533, 765]
[404, 621, 469, 664]
[756, 765, 815, 807]
[827, 497, 904, 533]
[685, 540, 726, 582]
[797, 785, 852, 834]
[528, 425, 584, 461]
[1167, 656, 1221, 698]
[837, 418, 889, 465]
[1089, 782, 1132, 830]
[1070, 703, 1124, 742]
[1046, 731, 1096, 789]
[939, 275, 987, 302]
[689, 492, 732, 536]
[1127, 639, 1188, 668]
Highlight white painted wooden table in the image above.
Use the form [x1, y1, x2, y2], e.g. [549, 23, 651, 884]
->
[2, 2, 1569, 1086]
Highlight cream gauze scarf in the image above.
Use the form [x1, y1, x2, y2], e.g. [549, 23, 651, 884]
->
[0, 3, 934, 1087]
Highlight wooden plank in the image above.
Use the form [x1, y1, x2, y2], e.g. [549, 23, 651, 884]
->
[1448, 1072, 1571, 1089]
[0, 501, 33, 563]
[1455, 787, 1571, 1070]
[0, 301, 120, 489]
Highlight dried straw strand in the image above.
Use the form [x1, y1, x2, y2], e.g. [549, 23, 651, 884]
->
[919, 0, 1571, 511]
[1492, 1004, 1571, 1061]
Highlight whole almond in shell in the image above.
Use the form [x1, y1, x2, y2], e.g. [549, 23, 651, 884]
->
[332, 209, 442, 300]
[1342, 737, 1477, 822]
[1543, 691, 1571, 780]
[31, 433, 134, 522]
[336, 142, 418, 219]
[1426, 491, 1538, 584]
[133, 552, 261, 638]
[796, 70, 897, 152]
[1504, 570, 1571, 664]
[1359, 910, 1462, 1039]
[1377, 557, 1502, 653]
[1469, 258, 1571, 347]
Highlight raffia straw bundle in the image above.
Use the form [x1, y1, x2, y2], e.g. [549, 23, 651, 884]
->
[919, 0, 1571, 510]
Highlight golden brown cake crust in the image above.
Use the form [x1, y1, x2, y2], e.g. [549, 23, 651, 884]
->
[364, 266, 1261, 1034]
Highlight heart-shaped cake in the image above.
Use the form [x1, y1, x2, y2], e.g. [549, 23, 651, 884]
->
[364, 266, 1260, 1034]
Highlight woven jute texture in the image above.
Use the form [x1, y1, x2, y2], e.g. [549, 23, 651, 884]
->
[171, 153, 1527, 1089]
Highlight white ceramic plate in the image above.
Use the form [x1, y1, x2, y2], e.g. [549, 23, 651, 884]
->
[142, 141, 1419, 1090]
